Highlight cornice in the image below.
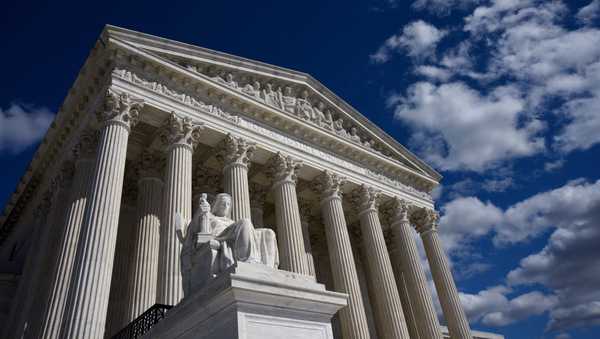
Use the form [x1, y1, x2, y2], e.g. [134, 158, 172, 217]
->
[106, 42, 436, 194]
[103, 26, 441, 184]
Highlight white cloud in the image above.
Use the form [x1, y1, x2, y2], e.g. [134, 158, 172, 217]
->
[370, 20, 446, 63]
[437, 179, 600, 330]
[391, 81, 544, 171]
[576, 0, 600, 25]
[415, 65, 452, 81]
[0, 104, 54, 154]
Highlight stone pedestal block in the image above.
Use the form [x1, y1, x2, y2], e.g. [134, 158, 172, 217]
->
[143, 262, 347, 339]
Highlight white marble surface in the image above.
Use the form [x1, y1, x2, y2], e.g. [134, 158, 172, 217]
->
[142, 262, 347, 339]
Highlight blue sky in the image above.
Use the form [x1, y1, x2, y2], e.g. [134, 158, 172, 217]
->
[2, 1, 600, 338]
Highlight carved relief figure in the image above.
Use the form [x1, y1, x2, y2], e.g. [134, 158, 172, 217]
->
[295, 90, 313, 120]
[242, 80, 261, 98]
[262, 82, 282, 108]
[349, 127, 361, 143]
[280, 86, 297, 113]
[178, 193, 279, 296]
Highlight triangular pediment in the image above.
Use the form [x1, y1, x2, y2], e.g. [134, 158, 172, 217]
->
[103, 25, 441, 183]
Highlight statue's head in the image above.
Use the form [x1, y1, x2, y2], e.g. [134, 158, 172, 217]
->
[212, 193, 232, 218]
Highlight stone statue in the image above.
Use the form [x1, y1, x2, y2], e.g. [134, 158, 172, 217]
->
[280, 86, 296, 113]
[178, 193, 279, 296]
[262, 82, 281, 108]
[295, 90, 313, 120]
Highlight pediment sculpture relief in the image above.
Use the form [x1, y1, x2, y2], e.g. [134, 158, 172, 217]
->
[184, 66, 391, 156]
[177, 193, 279, 296]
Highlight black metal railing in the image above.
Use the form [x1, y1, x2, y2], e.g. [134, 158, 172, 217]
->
[112, 303, 173, 339]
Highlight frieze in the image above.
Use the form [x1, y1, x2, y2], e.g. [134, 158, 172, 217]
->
[185, 66, 387, 156]
[112, 68, 432, 202]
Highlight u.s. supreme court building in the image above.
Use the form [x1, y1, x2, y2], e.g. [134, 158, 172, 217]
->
[0, 26, 503, 339]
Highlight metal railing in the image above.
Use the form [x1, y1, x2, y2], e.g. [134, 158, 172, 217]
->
[112, 303, 173, 339]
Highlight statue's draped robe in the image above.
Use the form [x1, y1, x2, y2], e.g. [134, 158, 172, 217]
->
[211, 216, 279, 271]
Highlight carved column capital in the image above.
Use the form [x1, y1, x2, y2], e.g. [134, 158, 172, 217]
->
[98, 90, 144, 130]
[350, 184, 381, 216]
[159, 112, 204, 150]
[137, 150, 163, 180]
[267, 152, 302, 187]
[218, 134, 256, 169]
[411, 207, 439, 234]
[313, 171, 346, 202]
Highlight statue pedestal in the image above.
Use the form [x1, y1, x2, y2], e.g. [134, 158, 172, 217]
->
[143, 262, 348, 339]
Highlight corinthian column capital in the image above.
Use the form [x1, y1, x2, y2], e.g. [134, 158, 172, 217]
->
[160, 112, 204, 150]
[313, 171, 346, 202]
[267, 152, 302, 187]
[98, 90, 144, 130]
[411, 207, 439, 234]
[218, 134, 256, 169]
[350, 184, 381, 215]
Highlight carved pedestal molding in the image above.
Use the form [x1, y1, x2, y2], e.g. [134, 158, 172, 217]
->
[351, 185, 410, 339]
[413, 208, 473, 339]
[38, 132, 97, 339]
[315, 171, 371, 339]
[298, 198, 316, 277]
[60, 91, 143, 339]
[389, 199, 443, 339]
[157, 112, 204, 307]
[267, 152, 310, 275]
[126, 151, 164, 322]
[219, 134, 255, 221]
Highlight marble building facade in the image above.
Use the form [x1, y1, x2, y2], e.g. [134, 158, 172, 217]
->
[0, 26, 503, 339]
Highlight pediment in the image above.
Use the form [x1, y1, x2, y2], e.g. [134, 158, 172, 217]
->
[103, 25, 441, 184]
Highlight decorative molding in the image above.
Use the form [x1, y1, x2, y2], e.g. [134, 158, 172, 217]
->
[112, 67, 433, 201]
[159, 111, 204, 150]
[99, 90, 144, 130]
[266, 152, 302, 187]
[411, 207, 438, 234]
[186, 68, 387, 156]
[313, 171, 345, 202]
[350, 184, 381, 214]
[217, 134, 256, 169]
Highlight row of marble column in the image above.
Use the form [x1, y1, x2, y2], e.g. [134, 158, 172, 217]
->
[3, 91, 471, 339]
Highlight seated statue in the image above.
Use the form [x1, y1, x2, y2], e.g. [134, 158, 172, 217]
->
[178, 193, 279, 296]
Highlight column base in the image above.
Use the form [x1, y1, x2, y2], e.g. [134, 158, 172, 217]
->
[142, 262, 348, 339]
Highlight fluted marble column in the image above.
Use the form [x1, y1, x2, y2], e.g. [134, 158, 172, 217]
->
[60, 91, 143, 339]
[268, 152, 310, 275]
[298, 198, 316, 277]
[352, 185, 410, 339]
[38, 133, 97, 339]
[415, 208, 472, 339]
[315, 171, 370, 339]
[157, 112, 203, 306]
[390, 199, 442, 339]
[390, 254, 422, 339]
[126, 151, 163, 321]
[220, 134, 255, 221]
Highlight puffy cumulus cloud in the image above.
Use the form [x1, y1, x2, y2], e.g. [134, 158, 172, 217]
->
[377, 0, 600, 170]
[370, 20, 446, 63]
[0, 104, 54, 154]
[459, 286, 558, 327]
[506, 193, 600, 330]
[390, 82, 544, 172]
[576, 0, 600, 25]
[438, 196, 503, 255]
[438, 179, 600, 331]
[482, 291, 558, 326]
